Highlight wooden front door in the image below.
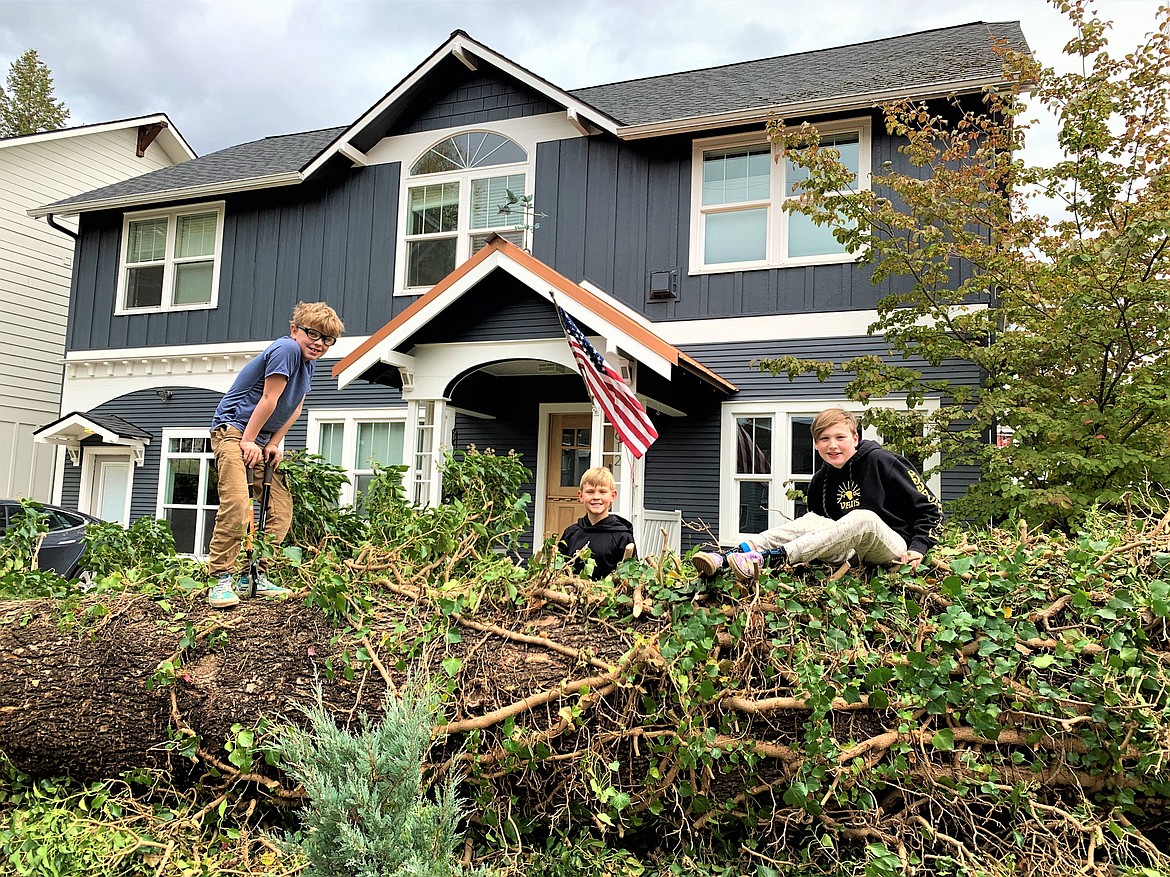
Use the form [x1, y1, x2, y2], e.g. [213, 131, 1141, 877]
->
[544, 413, 592, 539]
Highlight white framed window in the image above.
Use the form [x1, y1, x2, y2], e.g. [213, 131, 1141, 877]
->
[116, 202, 224, 313]
[690, 118, 870, 274]
[307, 409, 409, 507]
[717, 399, 940, 545]
[396, 131, 529, 293]
[156, 430, 218, 556]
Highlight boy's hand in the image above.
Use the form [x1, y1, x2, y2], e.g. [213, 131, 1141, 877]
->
[902, 550, 924, 570]
[239, 439, 264, 468]
[264, 445, 284, 469]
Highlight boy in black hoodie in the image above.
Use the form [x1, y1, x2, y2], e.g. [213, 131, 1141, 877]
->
[693, 407, 942, 581]
[558, 467, 636, 578]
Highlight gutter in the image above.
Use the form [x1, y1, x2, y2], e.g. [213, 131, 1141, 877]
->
[28, 171, 303, 219]
[614, 75, 1010, 140]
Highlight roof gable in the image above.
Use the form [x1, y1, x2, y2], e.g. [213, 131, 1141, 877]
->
[0, 113, 194, 163]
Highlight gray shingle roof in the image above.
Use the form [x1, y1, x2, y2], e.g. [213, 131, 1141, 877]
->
[43, 21, 1027, 213]
[41, 127, 343, 213]
[570, 21, 1028, 127]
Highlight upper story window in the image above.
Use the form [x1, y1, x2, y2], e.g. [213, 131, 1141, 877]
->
[117, 202, 224, 313]
[690, 119, 870, 274]
[400, 131, 529, 292]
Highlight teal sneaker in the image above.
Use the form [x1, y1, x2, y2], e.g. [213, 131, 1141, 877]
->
[208, 572, 240, 609]
[249, 572, 290, 598]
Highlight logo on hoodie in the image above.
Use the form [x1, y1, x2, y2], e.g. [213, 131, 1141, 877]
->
[836, 480, 862, 510]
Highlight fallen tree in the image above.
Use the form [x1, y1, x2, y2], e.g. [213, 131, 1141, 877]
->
[3, 506, 1170, 875]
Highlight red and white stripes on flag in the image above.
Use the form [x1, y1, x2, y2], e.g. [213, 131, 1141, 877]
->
[559, 308, 658, 459]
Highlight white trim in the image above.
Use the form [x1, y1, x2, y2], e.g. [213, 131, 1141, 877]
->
[689, 117, 871, 275]
[156, 429, 218, 558]
[717, 397, 941, 545]
[2, 113, 195, 161]
[29, 173, 301, 219]
[79, 449, 134, 525]
[300, 31, 618, 181]
[616, 75, 1007, 140]
[114, 201, 226, 315]
[306, 407, 409, 506]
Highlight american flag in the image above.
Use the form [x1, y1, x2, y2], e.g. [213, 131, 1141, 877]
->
[559, 308, 658, 459]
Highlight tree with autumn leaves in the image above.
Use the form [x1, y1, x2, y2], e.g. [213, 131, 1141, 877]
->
[767, 2, 1170, 527]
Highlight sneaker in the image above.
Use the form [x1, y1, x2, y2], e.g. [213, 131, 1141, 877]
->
[692, 551, 725, 578]
[249, 572, 290, 598]
[726, 551, 763, 584]
[208, 573, 240, 609]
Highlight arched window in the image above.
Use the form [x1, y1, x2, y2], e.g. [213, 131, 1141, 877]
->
[403, 132, 529, 290]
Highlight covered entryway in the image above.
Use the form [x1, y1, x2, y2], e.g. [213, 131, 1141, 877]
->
[332, 235, 736, 550]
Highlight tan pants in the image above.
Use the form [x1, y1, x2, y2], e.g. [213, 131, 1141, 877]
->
[206, 426, 293, 575]
[749, 510, 906, 565]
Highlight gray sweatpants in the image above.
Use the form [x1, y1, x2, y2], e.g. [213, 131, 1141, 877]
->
[748, 510, 907, 565]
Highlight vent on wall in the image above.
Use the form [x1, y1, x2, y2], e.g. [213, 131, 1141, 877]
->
[648, 269, 678, 301]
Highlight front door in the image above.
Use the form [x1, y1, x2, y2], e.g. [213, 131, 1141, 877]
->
[95, 459, 130, 524]
[544, 413, 591, 540]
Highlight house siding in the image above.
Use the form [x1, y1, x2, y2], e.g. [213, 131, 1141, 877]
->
[394, 71, 562, 135]
[1, 127, 180, 501]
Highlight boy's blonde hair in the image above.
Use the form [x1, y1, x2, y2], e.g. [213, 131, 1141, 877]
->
[292, 301, 344, 338]
[812, 407, 859, 440]
[579, 466, 616, 491]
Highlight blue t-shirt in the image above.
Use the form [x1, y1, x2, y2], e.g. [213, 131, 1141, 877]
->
[211, 337, 315, 446]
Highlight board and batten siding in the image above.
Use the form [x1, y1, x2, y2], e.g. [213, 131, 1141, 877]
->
[0, 127, 178, 501]
[69, 162, 405, 351]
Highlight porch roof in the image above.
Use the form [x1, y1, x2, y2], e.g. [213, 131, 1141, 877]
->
[331, 235, 737, 397]
[33, 411, 152, 466]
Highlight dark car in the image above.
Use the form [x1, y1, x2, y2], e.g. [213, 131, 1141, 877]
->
[0, 501, 100, 579]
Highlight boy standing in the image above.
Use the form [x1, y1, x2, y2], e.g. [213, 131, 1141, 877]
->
[693, 407, 942, 582]
[558, 467, 636, 578]
[206, 302, 344, 608]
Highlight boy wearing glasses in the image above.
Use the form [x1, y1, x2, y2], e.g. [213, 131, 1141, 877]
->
[206, 302, 344, 608]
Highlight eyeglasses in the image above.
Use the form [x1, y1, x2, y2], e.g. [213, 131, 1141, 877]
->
[295, 325, 337, 346]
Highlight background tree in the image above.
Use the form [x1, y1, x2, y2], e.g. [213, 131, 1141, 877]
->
[765, 2, 1170, 527]
[0, 48, 69, 137]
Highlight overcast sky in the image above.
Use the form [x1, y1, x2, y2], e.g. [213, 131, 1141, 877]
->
[0, 0, 1163, 159]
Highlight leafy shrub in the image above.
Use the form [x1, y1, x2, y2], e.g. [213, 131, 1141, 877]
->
[282, 451, 366, 549]
[440, 446, 532, 553]
[82, 516, 179, 578]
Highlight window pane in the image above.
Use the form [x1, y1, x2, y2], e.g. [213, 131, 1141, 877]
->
[175, 212, 217, 258]
[704, 208, 767, 264]
[792, 480, 811, 519]
[173, 261, 213, 305]
[166, 459, 200, 505]
[702, 144, 770, 206]
[126, 265, 164, 308]
[203, 461, 219, 505]
[739, 481, 769, 533]
[407, 238, 456, 287]
[166, 508, 197, 554]
[736, 417, 772, 475]
[787, 132, 860, 194]
[788, 211, 848, 258]
[356, 421, 405, 468]
[200, 509, 217, 555]
[408, 182, 460, 235]
[319, 423, 344, 466]
[411, 132, 526, 174]
[470, 174, 525, 230]
[471, 228, 525, 254]
[126, 218, 167, 263]
[791, 417, 815, 475]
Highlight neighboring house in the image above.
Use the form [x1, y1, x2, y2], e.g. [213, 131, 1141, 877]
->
[1, 115, 194, 502]
[32, 23, 1027, 557]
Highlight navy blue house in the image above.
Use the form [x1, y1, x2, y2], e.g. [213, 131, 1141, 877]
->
[31, 23, 1027, 557]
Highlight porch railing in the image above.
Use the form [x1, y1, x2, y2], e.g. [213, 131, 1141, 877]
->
[638, 508, 682, 559]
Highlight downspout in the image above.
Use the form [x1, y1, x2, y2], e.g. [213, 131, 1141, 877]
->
[45, 213, 78, 240]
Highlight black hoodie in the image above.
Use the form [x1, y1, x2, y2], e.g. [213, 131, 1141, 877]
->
[807, 439, 943, 556]
[558, 513, 636, 578]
